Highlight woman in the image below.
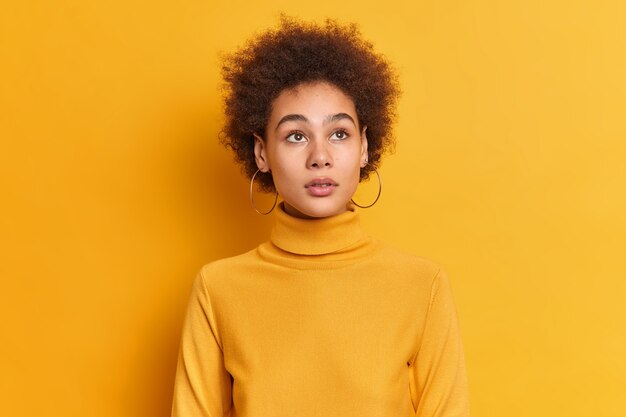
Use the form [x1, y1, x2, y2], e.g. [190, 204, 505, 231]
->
[171, 16, 470, 417]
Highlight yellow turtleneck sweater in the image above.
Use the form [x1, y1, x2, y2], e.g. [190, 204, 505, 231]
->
[171, 202, 470, 417]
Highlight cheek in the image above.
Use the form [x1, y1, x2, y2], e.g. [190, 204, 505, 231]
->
[340, 145, 364, 172]
[339, 155, 363, 195]
[268, 154, 299, 191]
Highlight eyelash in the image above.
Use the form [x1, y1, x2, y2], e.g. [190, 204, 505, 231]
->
[331, 129, 350, 140]
[285, 129, 350, 143]
[286, 130, 307, 143]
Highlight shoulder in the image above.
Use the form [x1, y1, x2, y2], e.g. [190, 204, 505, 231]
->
[195, 247, 260, 288]
[368, 242, 451, 296]
[371, 239, 451, 288]
[377, 240, 461, 307]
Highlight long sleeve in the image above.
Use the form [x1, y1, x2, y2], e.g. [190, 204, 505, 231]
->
[409, 268, 470, 417]
[171, 269, 233, 417]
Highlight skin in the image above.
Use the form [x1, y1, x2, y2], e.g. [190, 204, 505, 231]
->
[253, 81, 368, 218]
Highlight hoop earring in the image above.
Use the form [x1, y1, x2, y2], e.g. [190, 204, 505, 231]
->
[351, 167, 382, 208]
[250, 169, 278, 215]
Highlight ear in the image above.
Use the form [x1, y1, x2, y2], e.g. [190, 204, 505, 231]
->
[253, 133, 271, 172]
[359, 126, 369, 168]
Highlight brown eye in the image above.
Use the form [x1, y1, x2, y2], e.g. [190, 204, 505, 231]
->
[330, 130, 349, 140]
[286, 132, 307, 143]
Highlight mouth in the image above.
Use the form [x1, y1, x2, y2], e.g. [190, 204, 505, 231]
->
[304, 177, 338, 188]
[304, 177, 338, 197]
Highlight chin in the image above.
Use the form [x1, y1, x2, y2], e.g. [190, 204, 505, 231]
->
[286, 198, 351, 219]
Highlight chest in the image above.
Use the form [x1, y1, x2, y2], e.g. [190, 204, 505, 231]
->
[217, 275, 425, 416]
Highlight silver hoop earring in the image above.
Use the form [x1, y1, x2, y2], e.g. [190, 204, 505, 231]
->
[351, 167, 382, 208]
[250, 169, 278, 215]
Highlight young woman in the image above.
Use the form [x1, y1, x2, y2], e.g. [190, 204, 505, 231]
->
[171, 16, 470, 417]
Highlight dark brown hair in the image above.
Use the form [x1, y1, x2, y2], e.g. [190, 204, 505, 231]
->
[220, 15, 401, 192]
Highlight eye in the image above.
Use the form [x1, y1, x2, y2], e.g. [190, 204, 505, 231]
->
[330, 129, 350, 140]
[286, 131, 307, 143]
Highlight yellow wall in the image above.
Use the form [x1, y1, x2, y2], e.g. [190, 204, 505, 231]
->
[2, 1, 625, 416]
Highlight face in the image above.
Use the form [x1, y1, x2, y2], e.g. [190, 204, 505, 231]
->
[254, 81, 368, 218]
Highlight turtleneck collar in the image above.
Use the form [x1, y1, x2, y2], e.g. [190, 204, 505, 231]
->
[256, 201, 381, 269]
[269, 201, 367, 255]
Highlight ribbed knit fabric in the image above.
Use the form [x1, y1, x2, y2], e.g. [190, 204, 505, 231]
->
[171, 202, 470, 417]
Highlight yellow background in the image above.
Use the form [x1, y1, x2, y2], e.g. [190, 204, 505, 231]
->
[1, 1, 625, 416]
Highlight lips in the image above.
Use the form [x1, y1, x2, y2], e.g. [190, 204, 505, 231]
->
[304, 177, 338, 188]
[304, 177, 338, 197]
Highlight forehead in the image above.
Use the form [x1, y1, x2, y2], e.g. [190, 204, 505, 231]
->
[269, 81, 357, 120]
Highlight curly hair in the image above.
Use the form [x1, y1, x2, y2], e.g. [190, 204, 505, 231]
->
[219, 15, 401, 192]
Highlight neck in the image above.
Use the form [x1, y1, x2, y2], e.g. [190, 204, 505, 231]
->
[270, 201, 364, 255]
[282, 201, 350, 220]
[256, 201, 380, 269]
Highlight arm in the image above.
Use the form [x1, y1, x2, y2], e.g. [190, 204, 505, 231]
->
[171, 269, 232, 417]
[409, 268, 470, 417]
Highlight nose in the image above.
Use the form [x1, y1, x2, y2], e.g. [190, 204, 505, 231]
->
[306, 139, 333, 169]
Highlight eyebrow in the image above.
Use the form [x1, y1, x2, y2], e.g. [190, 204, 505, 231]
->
[274, 112, 357, 131]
